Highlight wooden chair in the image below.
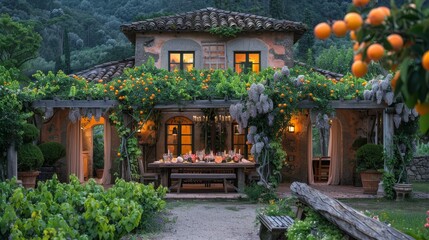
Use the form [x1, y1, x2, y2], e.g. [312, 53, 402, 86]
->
[313, 156, 330, 182]
[138, 157, 159, 186]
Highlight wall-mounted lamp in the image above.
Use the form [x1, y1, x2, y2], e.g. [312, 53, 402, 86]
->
[234, 125, 240, 135]
[287, 124, 295, 133]
[172, 127, 178, 135]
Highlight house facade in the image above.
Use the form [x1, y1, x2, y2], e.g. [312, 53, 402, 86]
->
[37, 8, 386, 187]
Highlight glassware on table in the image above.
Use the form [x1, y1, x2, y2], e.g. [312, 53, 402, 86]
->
[163, 153, 169, 162]
[196, 150, 204, 162]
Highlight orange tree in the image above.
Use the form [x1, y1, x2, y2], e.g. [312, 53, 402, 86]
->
[315, 0, 429, 133]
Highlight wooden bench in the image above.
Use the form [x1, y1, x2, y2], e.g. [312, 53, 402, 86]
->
[170, 173, 237, 193]
[258, 215, 295, 240]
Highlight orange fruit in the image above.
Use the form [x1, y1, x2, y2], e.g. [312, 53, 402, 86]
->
[344, 12, 363, 30]
[354, 53, 362, 61]
[314, 22, 331, 40]
[350, 30, 357, 41]
[387, 34, 404, 51]
[351, 60, 368, 77]
[367, 43, 385, 61]
[379, 6, 391, 16]
[368, 8, 387, 26]
[332, 20, 348, 37]
[415, 102, 429, 115]
[391, 71, 400, 90]
[353, 0, 370, 7]
[422, 50, 429, 71]
[353, 42, 360, 51]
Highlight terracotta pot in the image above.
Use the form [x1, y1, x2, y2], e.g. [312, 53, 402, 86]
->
[95, 169, 104, 179]
[360, 171, 382, 194]
[18, 171, 40, 188]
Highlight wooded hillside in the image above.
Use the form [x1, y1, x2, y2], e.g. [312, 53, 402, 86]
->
[0, 0, 403, 75]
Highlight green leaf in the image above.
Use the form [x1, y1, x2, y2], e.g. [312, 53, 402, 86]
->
[419, 113, 429, 134]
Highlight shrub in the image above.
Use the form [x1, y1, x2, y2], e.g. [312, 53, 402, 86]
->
[259, 197, 295, 217]
[244, 183, 278, 203]
[287, 208, 347, 239]
[38, 142, 66, 166]
[0, 176, 167, 239]
[17, 143, 44, 171]
[356, 144, 384, 172]
[22, 123, 39, 143]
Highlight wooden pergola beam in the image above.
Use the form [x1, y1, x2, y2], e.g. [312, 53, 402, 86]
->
[32, 100, 118, 108]
[297, 100, 386, 109]
[31, 99, 386, 110]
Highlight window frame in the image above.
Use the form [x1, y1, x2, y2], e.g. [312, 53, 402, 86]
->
[168, 51, 195, 71]
[233, 51, 261, 74]
[231, 123, 252, 160]
[165, 117, 194, 157]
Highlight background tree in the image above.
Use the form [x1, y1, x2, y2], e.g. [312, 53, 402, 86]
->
[0, 14, 42, 69]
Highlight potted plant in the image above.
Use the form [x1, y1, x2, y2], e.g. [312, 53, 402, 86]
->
[38, 142, 66, 181]
[356, 143, 384, 194]
[17, 123, 44, 188]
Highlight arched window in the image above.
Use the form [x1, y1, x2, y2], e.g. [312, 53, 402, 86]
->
[165, 116, 194, 157]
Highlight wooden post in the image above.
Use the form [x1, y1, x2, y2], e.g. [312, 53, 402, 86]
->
[7, 142, 17, 179]
[290, 182, 413, 240]
[381, 109, 394, 195]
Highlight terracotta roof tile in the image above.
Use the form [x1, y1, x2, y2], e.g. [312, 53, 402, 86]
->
[121, 7, 307, 43]
[73, 58, 135, 82]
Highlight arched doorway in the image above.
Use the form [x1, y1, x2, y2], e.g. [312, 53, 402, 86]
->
[307, 117, 343, 185]
[66, 116, 112, 184]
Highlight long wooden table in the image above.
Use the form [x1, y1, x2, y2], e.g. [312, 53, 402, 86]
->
[148, 162, 256, 192]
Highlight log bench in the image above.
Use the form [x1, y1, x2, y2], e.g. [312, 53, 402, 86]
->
[169, 173, 237, 193]
[258, 215, 295, 240]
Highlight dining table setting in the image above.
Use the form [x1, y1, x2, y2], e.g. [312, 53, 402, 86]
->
[148, 150, 256, 192]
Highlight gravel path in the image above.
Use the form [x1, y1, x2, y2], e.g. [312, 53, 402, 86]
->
[150, 201, 261, 240]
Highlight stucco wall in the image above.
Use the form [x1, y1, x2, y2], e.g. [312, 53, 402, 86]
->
[281, 109, 378, 185]
[40, 110, 119, 183]
[135, 32, 294, 69]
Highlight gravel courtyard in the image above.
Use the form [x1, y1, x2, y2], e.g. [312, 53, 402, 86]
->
[144, 201, 261, 240]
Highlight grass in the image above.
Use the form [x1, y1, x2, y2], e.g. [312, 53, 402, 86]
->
[341, 198, 429, 239]
[412, 182, 429, 193]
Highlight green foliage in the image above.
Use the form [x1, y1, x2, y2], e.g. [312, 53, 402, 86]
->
[349, 1, 429, 133]
[315, 45, 353, 74]
[0, 176, 167, 239]
[415, 141, 429, 157]
[22, 123, 39, 143]
[287, 208, 347, 239]
[356, 144, 384, 172]
[0, 14, 42, 69]
[259, 197, 295, 217]
[208, 26, 242, 38]
[92, 125, 104, 169]
[38, 142, 66, 166]
[244, 183, 278, 203]
[386, 120, 418, 184]
[382, 171, 396, 200]
[17, 143, 44, 171]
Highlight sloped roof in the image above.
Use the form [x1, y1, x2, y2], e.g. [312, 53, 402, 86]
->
[121, 7, 307, 43]
[73, 58, 135, 82]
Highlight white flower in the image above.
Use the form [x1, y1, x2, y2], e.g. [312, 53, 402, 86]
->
[247, 133, 254, 144]
[268, 113, 274, 126]
[249, 84, 260, 102]
[376, 90, 383, 104]
[273, 71, 282, 82]
[256, 83, 265, 95]
[363, 90, 372, 100]
[384, 92, 394, 105]
[255, 142, 264, 154]
[281, 66, 290, 77]
[249, 126, 257, 134]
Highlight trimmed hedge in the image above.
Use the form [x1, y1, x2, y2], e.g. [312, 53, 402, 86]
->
[22, 123, 39, 143]
[356, 144, 384, 172]
[17, 143, 44, 171]
[38, 142, 66, 166]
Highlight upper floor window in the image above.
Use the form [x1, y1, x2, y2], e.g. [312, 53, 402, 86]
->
[234, 52, 260, 74]
[169, 51, 194, 71]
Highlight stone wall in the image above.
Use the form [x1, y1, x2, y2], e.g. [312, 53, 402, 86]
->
[407, 156, 429, 181]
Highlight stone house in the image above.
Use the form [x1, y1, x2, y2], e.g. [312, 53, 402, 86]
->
[35, 8, 389, 187]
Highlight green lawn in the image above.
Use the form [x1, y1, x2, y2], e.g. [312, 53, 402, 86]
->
[413, 182, 429, 193]
[341, 198, 429, 239]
